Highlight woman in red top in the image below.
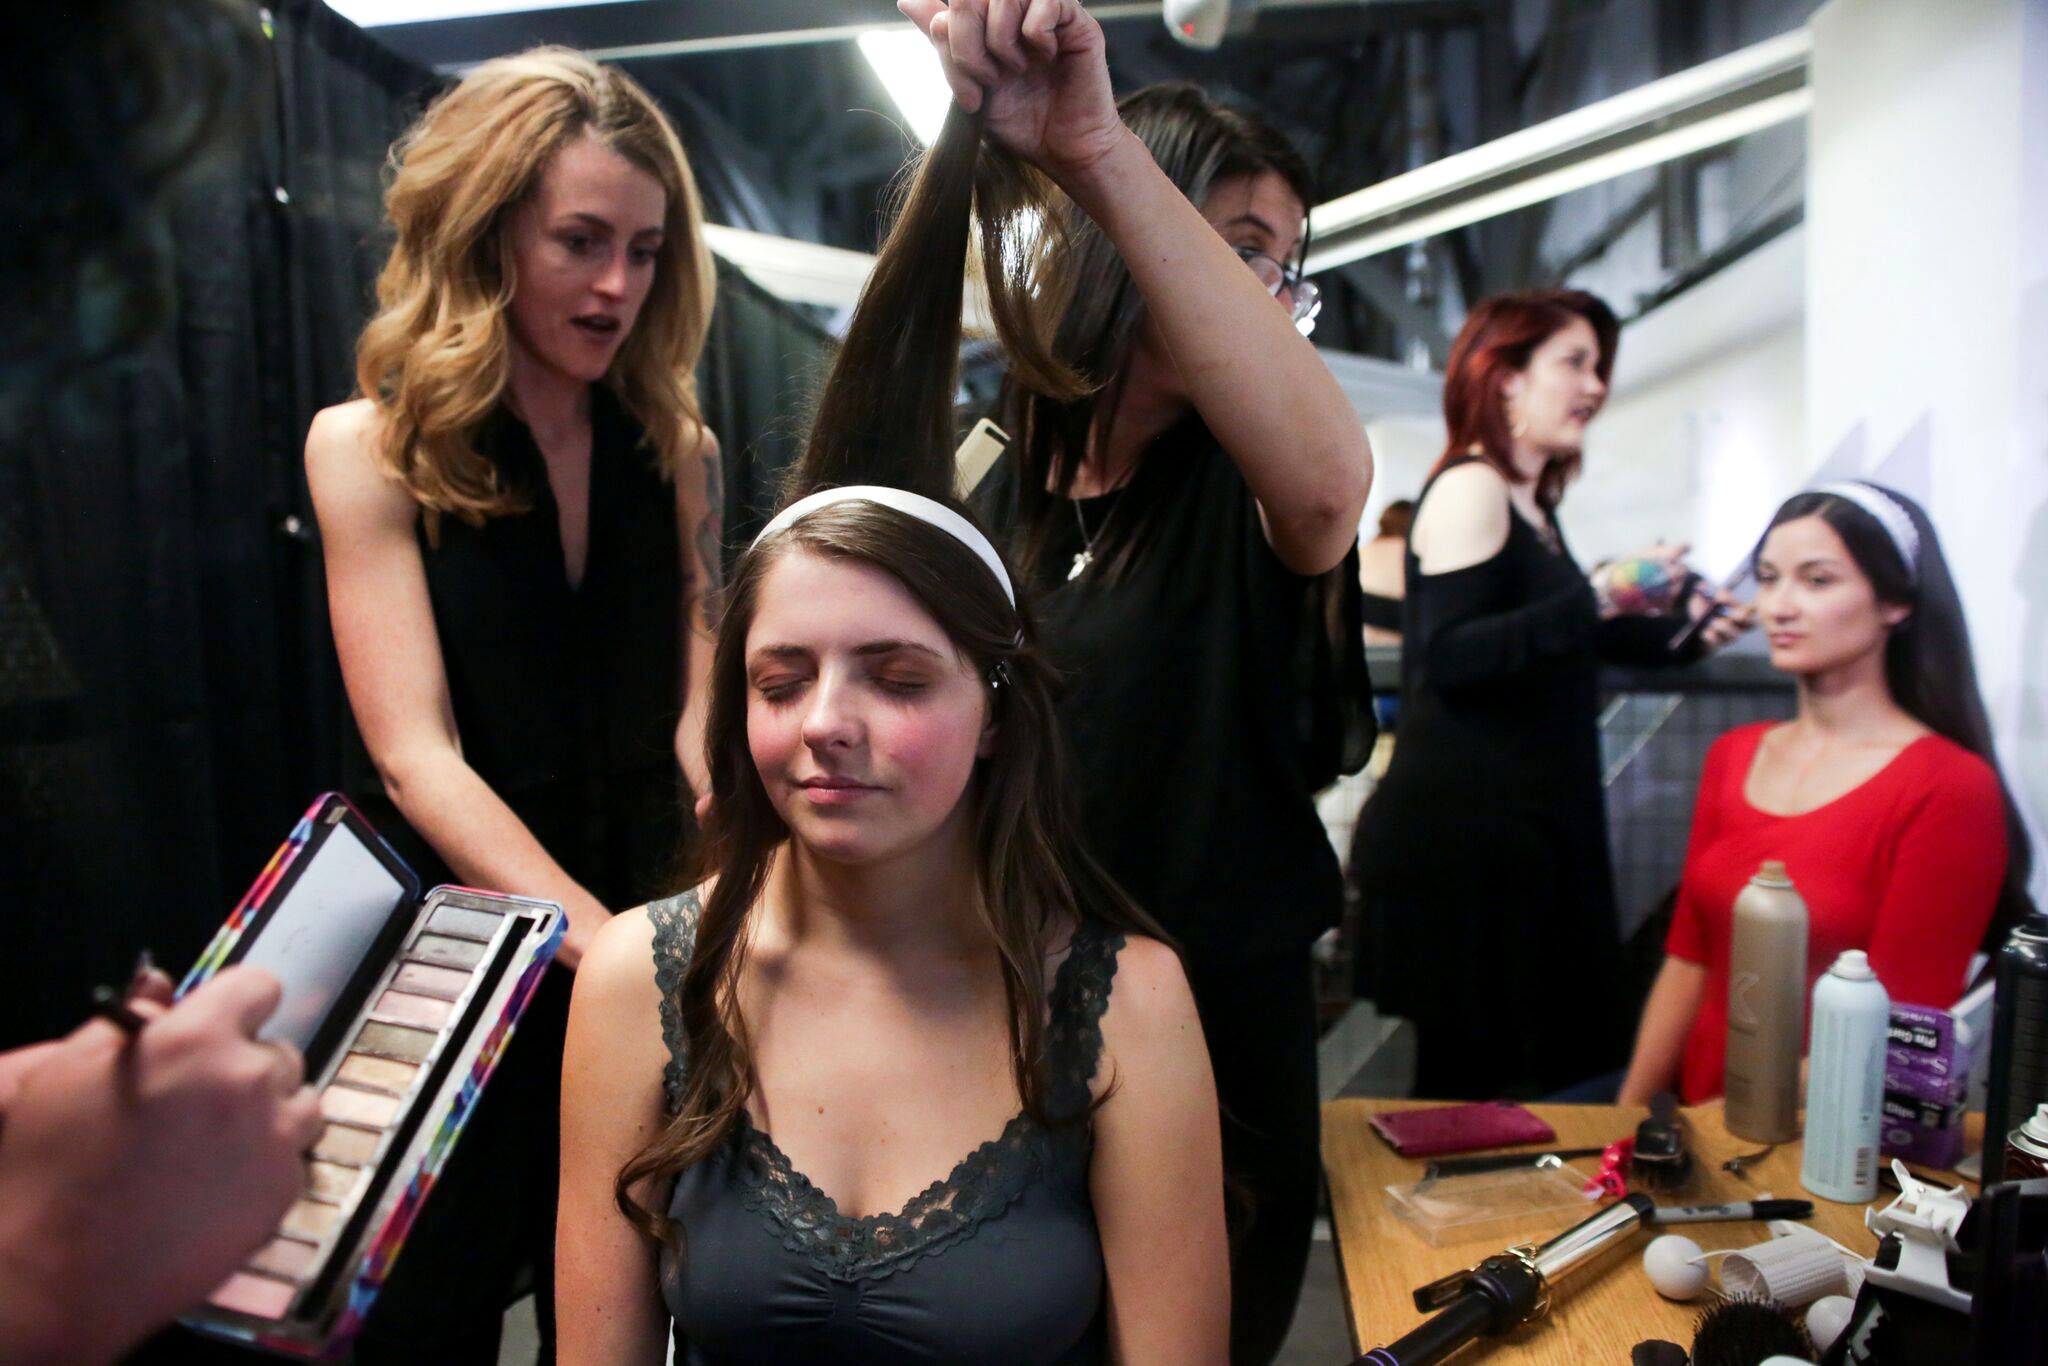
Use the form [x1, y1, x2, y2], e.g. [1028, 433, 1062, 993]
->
[1620, 482, 2034, 1105]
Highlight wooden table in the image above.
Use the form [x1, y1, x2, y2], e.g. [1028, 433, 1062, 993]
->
[1322, 1099, 1980, 1361]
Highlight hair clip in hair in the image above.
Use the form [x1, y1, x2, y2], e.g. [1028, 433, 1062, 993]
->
[989, 661, 1015, 690]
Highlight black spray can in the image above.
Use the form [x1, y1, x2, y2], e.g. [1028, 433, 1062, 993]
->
[1983, 910, 2048, 1178]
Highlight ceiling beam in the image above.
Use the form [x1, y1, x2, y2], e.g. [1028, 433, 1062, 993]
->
[1333, 259, 1452, 368]
[1304, 28, 1811, 275]
[358, 0, 1462, 70]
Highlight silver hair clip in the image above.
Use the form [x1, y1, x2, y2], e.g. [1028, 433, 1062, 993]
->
[990, 661, 1015, 690]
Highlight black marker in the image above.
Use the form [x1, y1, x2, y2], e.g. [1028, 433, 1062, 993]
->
[1649, 1199, 1814, 1224]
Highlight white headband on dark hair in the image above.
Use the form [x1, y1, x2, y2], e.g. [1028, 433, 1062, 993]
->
[750, 485, 1017, 607]
[1814, 481, 1920, 582]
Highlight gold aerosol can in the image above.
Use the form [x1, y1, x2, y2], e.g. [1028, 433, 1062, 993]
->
[1724, 860, 1807, 1144]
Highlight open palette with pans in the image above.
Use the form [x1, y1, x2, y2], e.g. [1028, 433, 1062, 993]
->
[177, 793, 562, 1356]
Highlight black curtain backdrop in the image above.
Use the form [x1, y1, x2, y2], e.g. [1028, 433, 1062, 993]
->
[1, 1, 832, 1048]
[701, 269, 833, 552]
[0, 0, 429, 1048]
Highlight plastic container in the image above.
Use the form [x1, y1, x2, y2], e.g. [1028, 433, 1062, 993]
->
[1802, 950, 1891, 1203]
[1724, 860, 1807, 1144]
[1382, 1162, 1601, 1246]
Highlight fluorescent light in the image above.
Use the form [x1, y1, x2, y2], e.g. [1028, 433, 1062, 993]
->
[324, 0, 578, 25]
[857, 28, 954, 146]
[1307, 29, 1812, 273]
[703, 223, 1000, 336]
[702, 224, 874, 312]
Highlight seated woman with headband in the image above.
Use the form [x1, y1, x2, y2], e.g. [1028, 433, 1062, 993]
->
[1619, 480, 2033, 1106]
[553, 3, 1228, 1359]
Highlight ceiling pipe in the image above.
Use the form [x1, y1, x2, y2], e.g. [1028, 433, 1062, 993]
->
[1305, 28, 1811, 274]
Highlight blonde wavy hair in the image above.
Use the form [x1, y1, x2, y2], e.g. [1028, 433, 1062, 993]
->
[356, 47, 715, 533]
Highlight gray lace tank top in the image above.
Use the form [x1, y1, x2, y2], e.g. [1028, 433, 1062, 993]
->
[647, 890, 1124, 1364]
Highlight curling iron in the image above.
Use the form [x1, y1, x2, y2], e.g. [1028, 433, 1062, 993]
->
[1354, 1193, 1655, 1366]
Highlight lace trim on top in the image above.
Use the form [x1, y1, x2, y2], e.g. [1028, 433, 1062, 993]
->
[729, 1108, 1049, 1282]
[645, 906, 1125, 1282]
[646, 888, 702, 1117]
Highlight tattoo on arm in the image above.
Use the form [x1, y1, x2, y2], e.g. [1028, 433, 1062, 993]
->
[693, 452, 724, 632]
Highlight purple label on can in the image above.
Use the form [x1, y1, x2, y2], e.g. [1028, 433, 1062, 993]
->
[1881, 1084, 1967, 1168]
[1881, 1003, 1969, 1170]
[1885, 1003, 1964, 1092]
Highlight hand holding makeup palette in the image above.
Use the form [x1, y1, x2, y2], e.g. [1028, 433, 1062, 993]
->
[177, 794, 562, 1356]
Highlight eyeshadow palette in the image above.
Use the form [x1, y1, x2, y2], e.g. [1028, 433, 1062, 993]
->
[177, 794, 562, 1356]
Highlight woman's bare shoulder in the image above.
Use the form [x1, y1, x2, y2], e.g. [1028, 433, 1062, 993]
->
[1096, 933, 1199, 1046]
[1412, 461, 1511, 572]
[1418, 458, 1511, 515]
[304, 399, 411, 521]
[306, 397, 385, 459]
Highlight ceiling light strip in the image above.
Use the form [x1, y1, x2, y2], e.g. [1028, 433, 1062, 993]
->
[1306, 28, 1812, 272]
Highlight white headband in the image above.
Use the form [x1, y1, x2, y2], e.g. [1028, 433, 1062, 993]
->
[1814, 481, 1920, 582]
[750, 485, 1017, 607]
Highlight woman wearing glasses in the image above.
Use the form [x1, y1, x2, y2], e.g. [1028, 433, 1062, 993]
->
[961, 69, 1371, 1362]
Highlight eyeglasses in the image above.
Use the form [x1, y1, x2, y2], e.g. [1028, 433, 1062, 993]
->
[1236, 246, 1323, 337]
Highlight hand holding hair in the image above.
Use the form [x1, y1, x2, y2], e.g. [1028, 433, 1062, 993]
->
[898, 0, 1127, 188]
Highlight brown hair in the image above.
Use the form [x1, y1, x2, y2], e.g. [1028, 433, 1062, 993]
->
[355, 48, 715, 538]
[997, 82, 1316, 582]
[1436, 289, 1618, 511]
[615, 104, 1161, 1248]
[1376, 499, 1416, 540]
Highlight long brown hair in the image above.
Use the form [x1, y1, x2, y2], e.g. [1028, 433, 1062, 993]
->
[355, 48, 715, 538]
[997, 82, 1315, 583]
[616, 103, 1161, 1248]
[1435, 288, 1618, 511]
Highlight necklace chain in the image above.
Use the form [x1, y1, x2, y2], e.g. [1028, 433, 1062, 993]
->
[1068, 489, 1123, 581]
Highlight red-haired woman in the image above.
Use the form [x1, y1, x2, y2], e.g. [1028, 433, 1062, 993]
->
[1351, 290, 1743, 1100]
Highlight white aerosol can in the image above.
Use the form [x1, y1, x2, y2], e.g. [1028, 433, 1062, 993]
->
[1801, 950, 1891, 1203]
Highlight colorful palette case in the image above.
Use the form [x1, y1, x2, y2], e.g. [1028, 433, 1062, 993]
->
[178, 793, 562, 1356]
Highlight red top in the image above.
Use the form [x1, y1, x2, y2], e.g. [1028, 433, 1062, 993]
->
[1665, 722, 2007, 1104]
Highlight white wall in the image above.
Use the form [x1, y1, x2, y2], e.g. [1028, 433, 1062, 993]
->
[1342, 224, 1809, 575]
[1358, 416, 1448, 526]
[1577, 224, 1808, 577]
[1806, 0, 2048, 903]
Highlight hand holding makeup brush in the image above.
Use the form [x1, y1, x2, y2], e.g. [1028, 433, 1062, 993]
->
[0, 966, 322, 1364]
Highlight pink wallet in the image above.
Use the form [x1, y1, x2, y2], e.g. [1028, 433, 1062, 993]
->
[1367, 1101, 1558, 1157]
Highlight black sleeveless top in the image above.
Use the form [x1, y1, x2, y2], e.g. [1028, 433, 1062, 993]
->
[344, 385, 684, 906]
[972, 428, 1344, 960]
[650, 891, 1123, 1363]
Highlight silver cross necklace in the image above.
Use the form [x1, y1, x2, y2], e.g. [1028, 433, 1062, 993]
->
[1068, 491, 1122, 581]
